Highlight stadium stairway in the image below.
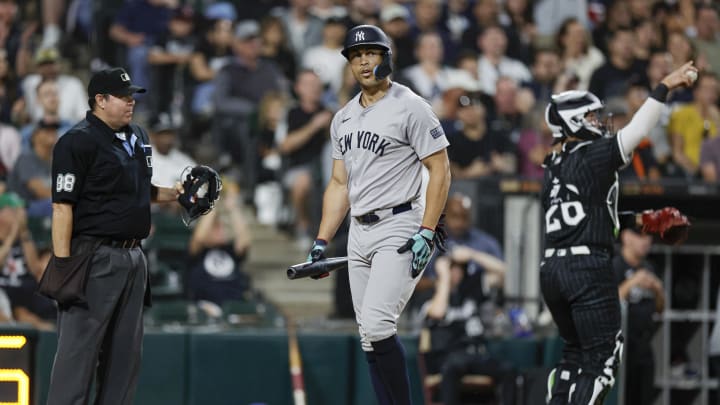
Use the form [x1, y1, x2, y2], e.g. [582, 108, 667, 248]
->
[244, 217, 335, 322]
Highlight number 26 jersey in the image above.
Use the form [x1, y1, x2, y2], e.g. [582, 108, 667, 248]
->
[541, 136, 631, 251]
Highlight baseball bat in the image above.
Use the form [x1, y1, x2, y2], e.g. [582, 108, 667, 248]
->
[287, 319, 307, 405]
[287, 257, 348, 280]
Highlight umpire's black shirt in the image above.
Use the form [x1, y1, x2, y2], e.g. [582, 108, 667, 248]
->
[52, 111, 153, 240]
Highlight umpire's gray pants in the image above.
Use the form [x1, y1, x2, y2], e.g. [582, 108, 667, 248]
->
[47, 245, 147, 405]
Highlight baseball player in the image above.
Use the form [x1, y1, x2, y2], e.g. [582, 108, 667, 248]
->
[541, 61, 697, 404]
[307, 25, 451, 405]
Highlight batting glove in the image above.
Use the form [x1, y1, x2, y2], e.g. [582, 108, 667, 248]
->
[307, 239, 329, 279]
[397, 228, 435, 278]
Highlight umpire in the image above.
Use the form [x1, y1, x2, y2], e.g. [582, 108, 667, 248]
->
[47, 67, 182, 405]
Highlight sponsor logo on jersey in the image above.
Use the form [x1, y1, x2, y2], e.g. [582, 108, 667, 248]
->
[430, 125, 444, 139]
[338, 131, 391, 156]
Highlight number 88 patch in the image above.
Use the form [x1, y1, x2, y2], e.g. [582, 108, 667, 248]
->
[56, 173, 76, 192]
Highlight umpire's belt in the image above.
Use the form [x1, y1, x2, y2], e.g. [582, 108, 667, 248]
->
[77, 236, 142, 249]
[544, 245, 590, 258]
[103, 238, 142, 249]
[354, 202, 412, 225]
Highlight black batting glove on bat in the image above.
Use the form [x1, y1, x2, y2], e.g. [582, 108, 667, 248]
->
[307, 239, 329, 279]
[397, 227, 435, 278]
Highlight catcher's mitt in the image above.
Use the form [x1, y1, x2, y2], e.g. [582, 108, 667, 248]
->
[178, 165, 222, 225]
[640, 207, 691, 245]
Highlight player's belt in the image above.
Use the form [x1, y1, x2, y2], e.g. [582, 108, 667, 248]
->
[354, 202, 413, 225]
[544, 245, 591, 258]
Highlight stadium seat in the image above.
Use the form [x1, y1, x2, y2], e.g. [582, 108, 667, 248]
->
[417, 328, 495, 405]
[144, 299, 203, 327]
[27, 216, 52, 248]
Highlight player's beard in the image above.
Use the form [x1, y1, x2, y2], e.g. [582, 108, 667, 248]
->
[357, 72, 389, 92]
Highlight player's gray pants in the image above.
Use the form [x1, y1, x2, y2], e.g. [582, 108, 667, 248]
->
[47, 245, 147, 405]
[348, 204, 423, 351]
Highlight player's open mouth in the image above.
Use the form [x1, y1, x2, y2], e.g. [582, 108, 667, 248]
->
[361, 69, 372, 78]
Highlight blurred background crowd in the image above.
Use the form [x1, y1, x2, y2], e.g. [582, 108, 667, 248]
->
[0, 0, 716, 320]
[0, 0, 718, 403]
[0, 0, 717, 328]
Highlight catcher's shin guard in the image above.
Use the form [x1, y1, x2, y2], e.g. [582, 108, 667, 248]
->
[546, 366, 578, 404]
[568, 331, 624, 405]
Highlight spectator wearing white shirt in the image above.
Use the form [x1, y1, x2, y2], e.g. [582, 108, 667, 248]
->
[302, 16, 347, 95]
[19, 48, 87, 125]
[274, 0, 324, 64]
[0, 124, 20, 178]
[400, 31, 458, 111]
[555, 17, 605, 91]
[476, 25, 531, 96]
[20, 78, 73, 148]
[149, 113, 196, 188]
[532, 0, 588, 37]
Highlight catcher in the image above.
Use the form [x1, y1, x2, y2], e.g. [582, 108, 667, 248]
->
[540, 61, 695, 405]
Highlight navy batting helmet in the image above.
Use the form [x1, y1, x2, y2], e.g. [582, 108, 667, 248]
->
[342, 25, 393, 80]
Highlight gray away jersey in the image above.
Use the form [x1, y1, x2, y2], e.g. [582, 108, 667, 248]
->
[331, 82, 449, 217]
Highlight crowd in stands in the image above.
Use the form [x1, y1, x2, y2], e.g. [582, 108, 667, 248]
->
[0, 0, 717, 327]
[0, 2, 716, 401]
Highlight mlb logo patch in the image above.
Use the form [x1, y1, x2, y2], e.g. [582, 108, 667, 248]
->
[430, 126, 444, 139]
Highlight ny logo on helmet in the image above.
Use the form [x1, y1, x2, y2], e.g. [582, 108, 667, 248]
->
[355, 30, 365, 42]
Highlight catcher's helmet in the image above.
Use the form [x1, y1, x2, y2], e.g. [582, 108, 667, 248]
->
[545, 90, 607, 142]
[342, 25, 393, 80]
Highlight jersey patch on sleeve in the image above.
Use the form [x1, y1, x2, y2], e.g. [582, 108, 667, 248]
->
[430, 125, 444, 139]
[56, 173, 76, 192]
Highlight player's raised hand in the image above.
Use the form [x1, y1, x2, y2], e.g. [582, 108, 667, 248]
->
[398, 228, 435, 278]
[661, 61, 699, 90]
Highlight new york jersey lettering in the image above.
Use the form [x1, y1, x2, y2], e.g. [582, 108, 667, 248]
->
[340, 131, 391, 156]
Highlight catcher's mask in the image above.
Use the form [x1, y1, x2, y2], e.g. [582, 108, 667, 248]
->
[178, 165, 222, 226]
[545, 90, 612, 143]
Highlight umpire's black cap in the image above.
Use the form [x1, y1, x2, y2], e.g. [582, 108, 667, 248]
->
[88, 68, 146, 97]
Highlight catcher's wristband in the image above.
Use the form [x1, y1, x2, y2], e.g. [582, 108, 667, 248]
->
[618, 211, 641, 231]
[650, 83, 669, 103]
